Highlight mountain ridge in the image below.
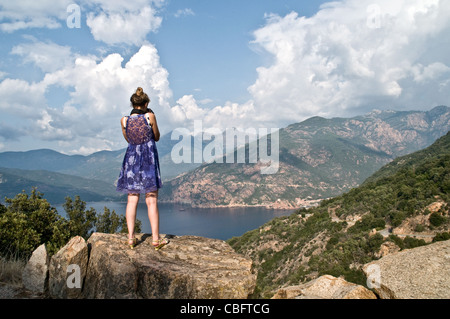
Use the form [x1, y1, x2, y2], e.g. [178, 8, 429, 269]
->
[159, 106, 450, 208]
[227, 131, 450, 298]
[0, 167, 122, 204]
[0, 106, 448, 207]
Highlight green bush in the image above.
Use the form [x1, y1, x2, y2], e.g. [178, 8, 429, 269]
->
[433, 232, 450, 242]
[390, 211, 407, 227]
[403, 236, 427, 249]
[0, 188, 141, 258]
[96, 206, 137, 234]
[429, 212, 446, 227]
[414, 224, 426, 232]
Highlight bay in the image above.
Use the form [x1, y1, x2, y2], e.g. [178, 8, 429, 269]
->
[56, 201, 295, 241]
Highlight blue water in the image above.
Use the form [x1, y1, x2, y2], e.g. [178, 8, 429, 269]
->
[55, 201, 295, 241]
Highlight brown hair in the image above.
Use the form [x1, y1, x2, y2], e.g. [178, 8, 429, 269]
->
[130, 87, 150, 107]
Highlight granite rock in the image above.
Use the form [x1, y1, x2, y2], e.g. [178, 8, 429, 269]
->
[363, 239, 450, 299]
[82, 233, 257, 299]
[272, 275, 377, 299]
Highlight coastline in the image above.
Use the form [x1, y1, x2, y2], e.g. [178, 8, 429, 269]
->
[158, 198, 324, 211]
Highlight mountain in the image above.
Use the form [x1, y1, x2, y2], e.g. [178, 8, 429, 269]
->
[0, 148, 124, 184]
[0, 167, 122, 204]
[0, 133, 199, 187]
[0, 129, 207, 203]
[0, 106, 448, 206]
[227, 131, 450, 298]
[159, 106, 450, 208]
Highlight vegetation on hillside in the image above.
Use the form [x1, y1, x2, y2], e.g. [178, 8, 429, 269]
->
[161, 107, 450, 208]
[0, 188, 141, 259]
[228, 132, 450, 298]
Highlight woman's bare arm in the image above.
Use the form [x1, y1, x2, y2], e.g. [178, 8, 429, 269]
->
[147, 113, 160, 142]
[121, 117, 129, 143]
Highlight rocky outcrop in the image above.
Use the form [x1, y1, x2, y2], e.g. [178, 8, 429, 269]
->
[22, 244, 49, 294]
[363, 239, 450, 299]
[22, 233, 256, 299]
[272, 275, 377, 299]
[48, 236, 89, 299]
[84, 233, 256, 299]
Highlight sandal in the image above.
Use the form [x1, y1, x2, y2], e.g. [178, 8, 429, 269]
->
[152, 237, 169, 251]
[128, 237, 137, 249]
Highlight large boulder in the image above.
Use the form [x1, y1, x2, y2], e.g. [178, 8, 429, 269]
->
[363, 239, 450, 299]
[22, 244, 49, 294]
[82, 233, 257, 299]
[272, 275, 377, 299]
[48, 236, 89, 299]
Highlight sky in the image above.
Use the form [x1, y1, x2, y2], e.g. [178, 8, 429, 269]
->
[0, 0, 449, 155]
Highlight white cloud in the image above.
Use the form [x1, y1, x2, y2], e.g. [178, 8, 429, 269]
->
[0, 0, 165, 46]
[171, 95, 206, 123]
[0, 78, 47, 115]
[0, 35, 259, 154]
[0, 0, 72, 32]
[86, 6, 162, 45]
[0, 42, 177, 154]
[174, 8, 195, 18]
[44, 44, 175, 153]
[247, 0, 450, 125]
[11, 40, 73, 73]
[412, 62, 450, 83]
[2, 0, 450, 155]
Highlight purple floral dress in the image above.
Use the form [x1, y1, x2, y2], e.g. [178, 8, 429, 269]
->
[116, 114, 162, 194]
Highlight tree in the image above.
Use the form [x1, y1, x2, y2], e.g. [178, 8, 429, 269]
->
[1, 189, 143, 258]
[0, 202, 6, 215]
[95, 207, 142, 234]
[1, 188, 70, 257]
[63, 195, 97, 239]
[429, 212, 446, 227]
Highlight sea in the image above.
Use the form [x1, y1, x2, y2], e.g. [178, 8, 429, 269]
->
[54, 201, 296, 241]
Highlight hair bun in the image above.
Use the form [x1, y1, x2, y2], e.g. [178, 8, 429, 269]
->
[130, 87, 150, 107]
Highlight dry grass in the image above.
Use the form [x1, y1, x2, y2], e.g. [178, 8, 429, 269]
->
[0, 254, 27, 287]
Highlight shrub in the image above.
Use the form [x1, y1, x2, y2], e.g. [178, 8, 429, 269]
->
[414, 224, 425, 232]
[433, 232, 450, 242]
[403, 236, 426, 249]
[0, 188, 141, 259]
[63, 195, 97, 239]
[96, 206, 132, 234]
[429, 212, 446, 227]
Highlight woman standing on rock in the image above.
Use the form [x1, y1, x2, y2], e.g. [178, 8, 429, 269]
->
[116, 87, 169, 250]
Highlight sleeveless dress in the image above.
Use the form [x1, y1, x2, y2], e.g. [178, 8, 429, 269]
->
[116, 114, 162, 194]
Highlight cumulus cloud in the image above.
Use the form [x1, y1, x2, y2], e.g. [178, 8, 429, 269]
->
[86, 6, 162, 45]
[0, 0, 165, 46]
[1, 0, 450, 155]
[44, 44, 176, 153]
[0, 78, 47, 115]
[11, 39, 73, 73]
[152, 0, 450, 132]
[0, 41, 178, 154]
[247, 0, 450, 125]
[0, 0, 72, 32]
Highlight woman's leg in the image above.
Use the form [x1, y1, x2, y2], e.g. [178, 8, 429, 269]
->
[126, 193, 140, 239]
[145, 191, 159, 242]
